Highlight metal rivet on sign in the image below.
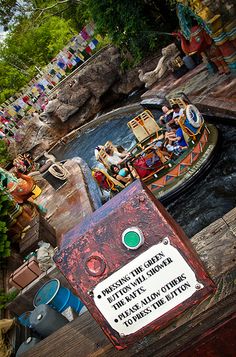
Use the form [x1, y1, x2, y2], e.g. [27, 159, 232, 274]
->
[88, 289, 94, 297]
[163, 237, 169, 245]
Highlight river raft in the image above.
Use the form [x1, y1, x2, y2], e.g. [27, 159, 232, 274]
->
[95, 97, 219, 203]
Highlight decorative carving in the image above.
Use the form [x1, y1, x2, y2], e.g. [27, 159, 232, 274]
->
[138, 43, 180, 88]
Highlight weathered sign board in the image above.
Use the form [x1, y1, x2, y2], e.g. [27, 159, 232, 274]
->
[55, 180, 215, 349]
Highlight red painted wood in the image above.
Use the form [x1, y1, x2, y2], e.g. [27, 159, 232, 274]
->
[176, 313, 236, 357]
[54, 180, 215, 349]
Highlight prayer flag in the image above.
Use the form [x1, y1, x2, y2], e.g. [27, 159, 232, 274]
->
[85, 46, 92, 55]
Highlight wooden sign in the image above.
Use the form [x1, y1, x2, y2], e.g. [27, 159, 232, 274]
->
[54, 180, 215, 349]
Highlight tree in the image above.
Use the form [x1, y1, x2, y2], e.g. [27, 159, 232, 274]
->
[0, 189, 12, 260]
[0, 61, 29, 103]
[0, 140, 11, 166]
[0, 0, 89, 30]
[0, 0, 179, 101]
[0, 0, 24, 29]
[1, 15, 75, 66]
[86, 0, 178, 63]
[0, 13, 77, 103]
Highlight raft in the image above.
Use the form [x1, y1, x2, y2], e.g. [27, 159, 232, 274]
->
[122, 98, 219, 204]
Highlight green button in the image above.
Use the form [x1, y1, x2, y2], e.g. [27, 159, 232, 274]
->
[122, 227, 144, 250]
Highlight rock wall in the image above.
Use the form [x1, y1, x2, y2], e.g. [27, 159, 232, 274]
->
[11, 46, 160, 157]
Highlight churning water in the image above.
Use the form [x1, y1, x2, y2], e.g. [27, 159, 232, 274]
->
[52, 112, 236, 238]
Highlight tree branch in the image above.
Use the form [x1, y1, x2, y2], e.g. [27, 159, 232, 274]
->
[37, 6, 72, 26]
[34, 0, 82, 12]
[33, 0, 83, 23]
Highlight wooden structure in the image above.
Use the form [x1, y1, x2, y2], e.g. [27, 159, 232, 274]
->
[9, 256, 42, 290]
[34, 158, 102, 241]
[19, 214, 57, 256]
[20, 206, 236, 356]
[127, 110, 160, 142]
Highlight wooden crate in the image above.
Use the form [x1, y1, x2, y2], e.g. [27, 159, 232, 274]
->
[9, 257, 42, 289]
[19, 214, 57, 256]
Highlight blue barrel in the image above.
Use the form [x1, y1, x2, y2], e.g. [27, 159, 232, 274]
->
[18, 311, 33, 328]
[33, 279, 84, 313]
[16, 337, 41, 357]
[29, 304, 69, 337]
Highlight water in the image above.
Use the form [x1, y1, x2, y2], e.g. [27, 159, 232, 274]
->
[166, 123, 236, 237]
[52, 116, 236, 238]
[53, 109, 161, 168]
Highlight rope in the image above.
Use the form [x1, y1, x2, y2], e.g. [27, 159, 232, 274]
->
[48, 163, 70, 180]
[44, 152, 56, 163]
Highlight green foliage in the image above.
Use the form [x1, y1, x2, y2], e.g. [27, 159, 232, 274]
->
[87, 0, 178, 65]
[0, 0, 179, 100]
[0, 60, 29, 103]
[0, 0, 20, 29]
[1, 16, 75, 67]
[0, 140, 10, 166]
[0, 14, 76, 103]
[0, 0, 90, 30]
[0, 189, 13, 260]
[0, 289, 19, 310]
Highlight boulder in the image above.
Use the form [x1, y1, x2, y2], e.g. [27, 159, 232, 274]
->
[9, 115, 65, 157]
[113, 67, 143, 95]
[12, 46, 163, 156]
[56, 103, 80, 123]
[46, 46, 121, 126]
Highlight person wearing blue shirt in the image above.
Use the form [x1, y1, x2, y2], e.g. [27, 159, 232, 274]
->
[165, 120, 188, 155]
[175, 127, 187, 147]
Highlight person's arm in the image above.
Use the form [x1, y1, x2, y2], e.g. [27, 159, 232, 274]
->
[116, 174, 131, 184]
[165, 131, 176, 140]
[159, 115, 165, 126]
[174, 134, 181, 142]
[116, 151, 128, 158]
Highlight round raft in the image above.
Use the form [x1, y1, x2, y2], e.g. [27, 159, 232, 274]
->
[123, 103, 220, 204]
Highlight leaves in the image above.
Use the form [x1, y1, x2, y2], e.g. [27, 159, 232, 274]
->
[0, 1, 81, 103]
[87, 0, 178, 64]
[0, 0, 178, 102]
[0, 189, 14, 261]
[0, 141, 10, 166]
[0, 289, 19, 310]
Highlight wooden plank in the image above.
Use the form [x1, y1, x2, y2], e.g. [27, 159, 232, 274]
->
[35, 159, 97, 240]
[21, 270, 236, 357]
[21, 207, 236, 357]
[175, 314, 236, 357]
[19, 214, 57, 256]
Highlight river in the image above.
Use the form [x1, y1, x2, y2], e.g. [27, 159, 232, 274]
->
[52, 111, 236, 238]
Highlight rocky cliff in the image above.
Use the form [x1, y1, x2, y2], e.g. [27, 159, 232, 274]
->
[11, 46, 159, 157]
